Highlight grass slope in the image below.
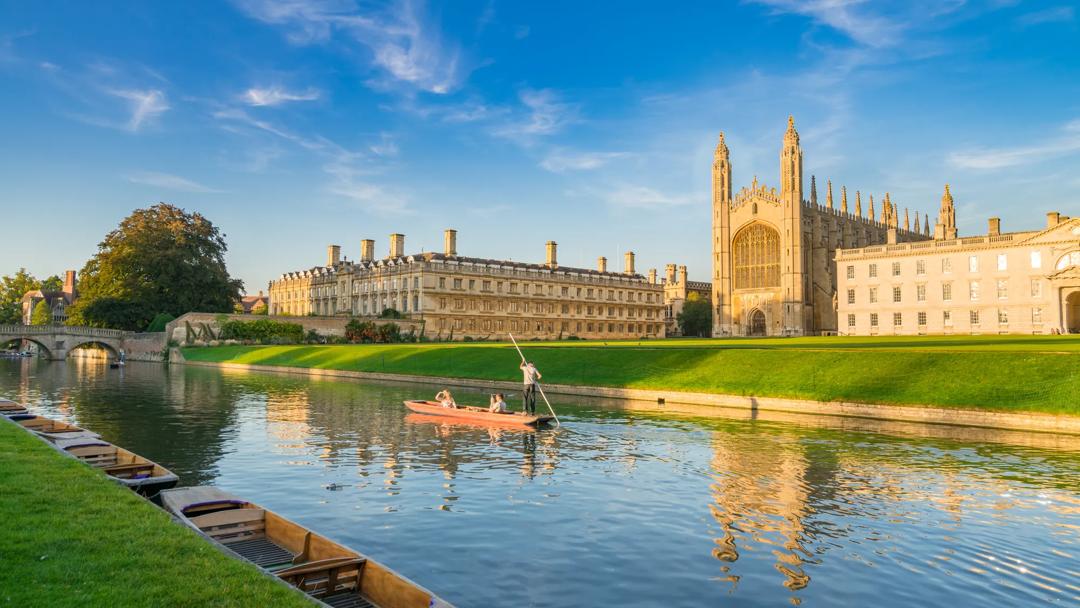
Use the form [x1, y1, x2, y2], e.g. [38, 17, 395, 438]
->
[0, 421, 313, 608]
[182, 336, 1080, 414]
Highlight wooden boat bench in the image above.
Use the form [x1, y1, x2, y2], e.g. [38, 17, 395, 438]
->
[191, 509, 298, 570]
[65, 445, 118, 468]
[277, 557, 370, 608]
[104, 462, 157, 479]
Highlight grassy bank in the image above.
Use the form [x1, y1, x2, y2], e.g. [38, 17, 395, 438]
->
[0, 421, 313, 607]
[181, 335, 1080, 414]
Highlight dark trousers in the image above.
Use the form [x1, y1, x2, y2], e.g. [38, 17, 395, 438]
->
[522, 384, 537, 414]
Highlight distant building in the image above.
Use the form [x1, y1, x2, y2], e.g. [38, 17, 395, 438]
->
[838, 211, 1080, 335]
[238, 291, 269, 314]
[662, 264, 712, 336]
[21, 270, 77, 325]
[269, 230, 666, 340]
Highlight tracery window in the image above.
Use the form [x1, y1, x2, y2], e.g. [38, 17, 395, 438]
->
[733, 223, 781, 289]
[1056, 251, 1080, 270]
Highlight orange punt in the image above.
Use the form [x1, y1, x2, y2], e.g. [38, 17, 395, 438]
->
[403, 400, 554, 427]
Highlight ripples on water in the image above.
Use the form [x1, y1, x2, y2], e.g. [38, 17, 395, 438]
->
[2, 358, 1079, 607]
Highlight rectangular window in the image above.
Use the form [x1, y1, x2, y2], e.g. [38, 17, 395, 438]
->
[969, 255, 979, 272]
[943, 282, 953, 301]
[918, 311, 927, 326]
[943, 310, 952, 326]
[970, 310, 980, 325]
[997, 254, 1007, 271]
[998, 309, 1008, 325]
[869, 264, 878, 278]
[996, 279, 1008, 299]
[1033, 307, 1042, 323]
[847, 314, 856, 328]
[892, 262, 901, 277]
[942, 258, 952, 273]
[847, 289, 855, 305]
[916, 260, 926, 275]
[1031, 251, 1042, 269]
[893, 312, 903, 327]
[468, 279, 476, 290]
[453, 278, 463, 290]
[483, 280, 491, 291]
[438, 277, 446, 289]
[846, 265, 855, 279]
[870, 313, 879, 327]
[969, 281, 980, 301]
[1030, 279, 1042, 298]
[893, 286, 902, 303]
[869, 287, 878, 304]
[916, 284, 926, 302]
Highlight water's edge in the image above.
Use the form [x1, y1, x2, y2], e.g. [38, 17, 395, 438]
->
[172, 350, 1080, 436]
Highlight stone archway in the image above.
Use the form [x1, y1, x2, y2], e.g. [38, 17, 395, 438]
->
[0, 337, 51, 358]
[1067, 292, 1080, 334]
[748, 309, 767, 337]
[67, 340, 121, 360]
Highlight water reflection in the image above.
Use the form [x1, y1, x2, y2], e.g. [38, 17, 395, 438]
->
[3, 360, 1079, 608]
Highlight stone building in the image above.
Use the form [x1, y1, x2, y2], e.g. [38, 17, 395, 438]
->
[21, 270, 77, 325]
[711, 117, 930, 336]
[268, 230, 666, 340]
[838, 210, 1080, 335]
[662, 264, 712, 336]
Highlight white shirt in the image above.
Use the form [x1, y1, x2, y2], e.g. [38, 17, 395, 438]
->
[522, 364, 540, 385]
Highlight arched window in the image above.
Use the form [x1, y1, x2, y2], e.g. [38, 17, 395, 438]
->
[1056, 251, 1080, 270]
[733, 223, 781, 289]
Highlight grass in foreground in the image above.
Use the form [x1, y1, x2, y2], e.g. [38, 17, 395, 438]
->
[0, 421, 314, 608]
[182, 335, 1080, 415]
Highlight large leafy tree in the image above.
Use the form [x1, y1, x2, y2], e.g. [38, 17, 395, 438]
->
[31, 300, 52, 325]
[68, 203, 243, 330]
[677, 292, 713, 338]
[0, 268, 41, 324]
[40, 275, 63, 292]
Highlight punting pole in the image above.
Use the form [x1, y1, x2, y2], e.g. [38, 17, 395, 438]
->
[508, 333, 561, 427]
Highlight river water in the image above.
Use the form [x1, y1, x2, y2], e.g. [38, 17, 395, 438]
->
[2, 358, 1079, 607]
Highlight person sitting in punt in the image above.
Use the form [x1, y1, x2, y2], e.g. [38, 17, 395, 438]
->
[435, 390, 456, 408]
[489, 393, 508, 413]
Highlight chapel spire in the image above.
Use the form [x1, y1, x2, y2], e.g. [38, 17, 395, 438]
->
[826, 179, 833, 208]
[810, 175, 818, 206]
[841, 186, 848, 214]
[904, 208, 910, 231]
[868, 194, 876, 221]
[780, 115, 803, 204]
[924, 213, 931, 236]
[935, 184, 957, 239]
[855, 190, 862, 217]
[712, 131, 732, 205]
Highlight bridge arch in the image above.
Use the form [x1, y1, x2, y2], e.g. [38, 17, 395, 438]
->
[67, 339, 121, 359]
[0, 336, 52, 358]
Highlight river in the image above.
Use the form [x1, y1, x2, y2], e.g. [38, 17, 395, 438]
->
[2, 358, 1079, 607]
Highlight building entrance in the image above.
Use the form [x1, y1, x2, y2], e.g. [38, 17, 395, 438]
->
[748, 309, 767, 337]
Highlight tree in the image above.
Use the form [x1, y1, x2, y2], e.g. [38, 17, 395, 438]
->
[40, 275, 63, 292]
[677, 292, 713, 337]
[251, 302, 268, 315]
[67, 203, 243, 330]
[0, 268, 41, 324]
[31, 300, 52, 325]
[379, 308, 403, 319]
[146, 313, 176, 333]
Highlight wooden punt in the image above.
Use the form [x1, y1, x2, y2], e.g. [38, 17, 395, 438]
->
[404, 400, 553, 427]
[0, 398, 29, 416]
[14, 415, 101, 442]
[51, 438, 179, 497]
[160, 486, 455, 608]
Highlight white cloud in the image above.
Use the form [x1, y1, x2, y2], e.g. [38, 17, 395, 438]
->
[492, 88, 578, 144]
[107, 88, 169, 131]
[1017, 6, 1074, 27]
[605, 185, 696, 210]
[243, 86, 321, 106]
[750, 0, 905, 48]
[127, 171, 221, 193]
[948, 119, 1080, 170]
[540, 150, 626, 173]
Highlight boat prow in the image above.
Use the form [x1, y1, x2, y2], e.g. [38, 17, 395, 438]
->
[0, 398, 29, 416]
[13, 415, 101, 442]
[51, 437, 179, 497]
[160, 486, 455, 608]
[403, 400, 554, 427]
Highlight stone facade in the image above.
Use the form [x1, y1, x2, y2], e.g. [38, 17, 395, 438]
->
[711, 117, 930, 337]
[838, 212, 1080, 335]
[662, 264, 712, 336]
[21, 270, 78, 325]
[269, 231, 666, 340]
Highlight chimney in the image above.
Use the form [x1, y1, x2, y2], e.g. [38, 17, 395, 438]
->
[327, 245, 341, 267]
[648, 268, 657, 284]
[257, 290, 263, 297]
[678, 265, 688, 285]
[1047, 211, 1061, 228]
[545, 241, 558, 269]
[63, 270, 76, 296]
[389, 233, 405, 258]
[444, 229, 457, 256]
[360, 239, 375, 262]
[624, 251, 636, 275]
[988, 217, 1001, 236]
[665, 263, 677, 284]
[598, 256, 607, 273]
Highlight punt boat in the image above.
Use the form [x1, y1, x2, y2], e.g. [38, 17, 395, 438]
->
[404, 400, 553, 427]
[51, 438, 179, 496]
[14, 415, 101, 442]
[160, 486, 454, 608]
[0, 398, 29, 416]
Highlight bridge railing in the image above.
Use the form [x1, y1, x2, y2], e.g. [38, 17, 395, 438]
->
[0, 324, 130, 339]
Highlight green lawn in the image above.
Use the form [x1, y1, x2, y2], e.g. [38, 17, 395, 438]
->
[0, 421, 314, 608]
[182, 335, 1080, 414]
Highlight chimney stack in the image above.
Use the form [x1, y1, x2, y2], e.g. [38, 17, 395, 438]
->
[1047, 211, 1061, 228]
[678, 265, 688, 285]
[624, 251, 636, 275]
[648, 268, 657, 284]
[444, 229, 457, 256]
[360, 239, 375, 262]
[988, 217, 1001, 236]
[389, 233, 405, 258]
[327, 245, 341, 267]
[545, 241, 558, 269]
[598, 256, 607, 273]
[63, 270, 76, 296]
[665, 263, 677, 284]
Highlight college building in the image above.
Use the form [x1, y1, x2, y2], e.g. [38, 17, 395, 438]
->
[662, 264, 711, 336]
[268, 230, 666, 340]
[837, 210, 1080, 335]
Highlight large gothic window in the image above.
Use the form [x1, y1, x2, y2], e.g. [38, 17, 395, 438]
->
[733, 223, 781, 289]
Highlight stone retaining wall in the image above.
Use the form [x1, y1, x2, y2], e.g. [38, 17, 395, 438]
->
[166, 312, 423, 345]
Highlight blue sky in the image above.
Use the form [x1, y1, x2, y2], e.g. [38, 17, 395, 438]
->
[2, 1, 1079, 292]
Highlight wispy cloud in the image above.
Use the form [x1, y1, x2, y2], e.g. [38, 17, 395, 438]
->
[948, 119, 1080, 169]
[750, 0, 906, 48]
[605, 185, 696, 210]
[127, 171, 221, 193]
[243, 85, 320, 106]
[1016, 6, 1074, 27]
[540, 150, 626, 173]
[233, 0, 465, 94]
[492, 88, 578, 144]
[108, 88, 169, 131]
[324, 151, 411, 215]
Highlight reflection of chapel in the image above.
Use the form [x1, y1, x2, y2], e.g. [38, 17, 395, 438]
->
[711, 117, 931, 336]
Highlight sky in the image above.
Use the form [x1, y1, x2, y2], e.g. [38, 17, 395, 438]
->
[1, 0, 1079, 292]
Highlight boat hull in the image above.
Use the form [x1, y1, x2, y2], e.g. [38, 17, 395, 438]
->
[403, 400, 553, 426]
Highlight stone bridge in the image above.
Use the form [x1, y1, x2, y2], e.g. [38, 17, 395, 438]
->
[0, 325, 163, 361]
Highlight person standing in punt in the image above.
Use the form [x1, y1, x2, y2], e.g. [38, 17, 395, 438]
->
[520, 360, 541, 415]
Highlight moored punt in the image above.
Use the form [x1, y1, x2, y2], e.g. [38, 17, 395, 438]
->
[160, 486, 454, 608]
[14, 415, 101, 442]
[0, 398, 29, 416]
[51, 438, 179, 497]
[404, 400, 554, 427]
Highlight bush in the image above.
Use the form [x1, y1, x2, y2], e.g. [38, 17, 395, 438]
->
[379, 308, 404, 319]
[345, 319, 406, 343]
[146, 313, 175, 333]
[218, 319, 304, 344]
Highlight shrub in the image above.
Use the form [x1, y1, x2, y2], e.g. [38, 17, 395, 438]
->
[379, 308, 404, 319]
[146, 313, 175, 333]
[218, 319, 304, 344]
